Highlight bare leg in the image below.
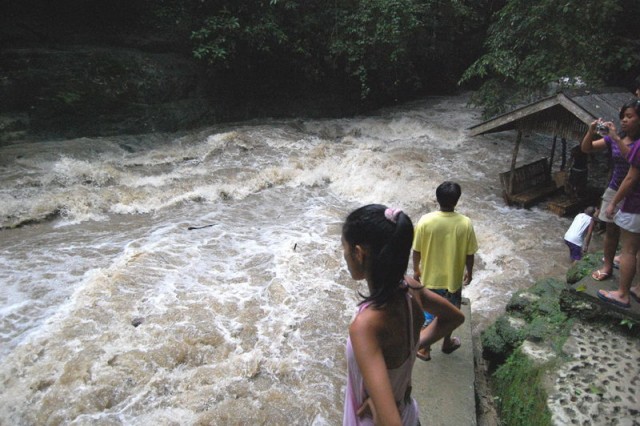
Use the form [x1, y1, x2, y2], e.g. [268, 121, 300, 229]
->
[601, 222, 620, 274]
[631, 285, 640, 301]
[441, 292, 462, 352]
[631, 255, 640, 300]
[599, 229, 640, 306]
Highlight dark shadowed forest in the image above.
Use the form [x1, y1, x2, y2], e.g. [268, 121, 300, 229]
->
[1, 0, 639, 140]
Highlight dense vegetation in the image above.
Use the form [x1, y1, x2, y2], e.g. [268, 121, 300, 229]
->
[2, 0, 639, 119]
[460, 0, 640, 117]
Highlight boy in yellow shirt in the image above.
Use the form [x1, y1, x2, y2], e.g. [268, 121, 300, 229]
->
[412, 181, 478, 360]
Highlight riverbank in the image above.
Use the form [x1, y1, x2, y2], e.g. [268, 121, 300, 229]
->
[478, 229, 640, 425]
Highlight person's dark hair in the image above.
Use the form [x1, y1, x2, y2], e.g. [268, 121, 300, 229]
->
[618, 98, 640, 139]
[585, 206, 596, 217]
[342, 204, 413, 306]
[436, 181, 462, 209]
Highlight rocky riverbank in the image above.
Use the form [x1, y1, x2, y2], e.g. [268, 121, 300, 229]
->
[479, 248, 640, 425]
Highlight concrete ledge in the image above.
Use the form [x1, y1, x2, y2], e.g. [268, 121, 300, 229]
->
[565, 270, 640, 321]
[412, 299, 476, 425]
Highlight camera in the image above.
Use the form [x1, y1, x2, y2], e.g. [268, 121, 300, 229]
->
[596, 123, 609, 135]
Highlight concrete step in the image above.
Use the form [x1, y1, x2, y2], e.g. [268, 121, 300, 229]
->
[567, 269, 640, 320]
[412, 299, 476, 425]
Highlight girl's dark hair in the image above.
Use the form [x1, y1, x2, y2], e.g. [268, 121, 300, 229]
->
[342, 204, 414, 306]
[619, 98, 640, 139]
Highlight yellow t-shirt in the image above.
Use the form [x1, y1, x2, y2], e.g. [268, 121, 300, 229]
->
[412, 211, 478, 293]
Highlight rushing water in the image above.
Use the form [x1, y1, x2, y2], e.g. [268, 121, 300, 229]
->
[0, 94, 576, 424]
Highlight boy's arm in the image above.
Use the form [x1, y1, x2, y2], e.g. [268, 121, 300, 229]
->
[412, 250, 421, 281]
[583, 218, 596, 253]
[464, 254, 474, 285]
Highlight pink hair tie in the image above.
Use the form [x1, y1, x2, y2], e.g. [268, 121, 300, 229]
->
[385, 208, 402, 223]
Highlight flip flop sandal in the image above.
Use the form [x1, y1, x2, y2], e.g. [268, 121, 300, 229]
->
[597, 290, 631, 309]
[416, 347, 431, 361]
[591, 270, 612, 281]
[442, 336, 461, 354]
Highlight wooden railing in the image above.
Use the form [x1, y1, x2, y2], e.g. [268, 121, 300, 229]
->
[499, 158, 559, 208]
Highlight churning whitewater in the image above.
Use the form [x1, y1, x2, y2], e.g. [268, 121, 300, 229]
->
[0, 94, 574, 424]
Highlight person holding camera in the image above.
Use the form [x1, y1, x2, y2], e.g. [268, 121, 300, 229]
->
[580, 100, 638, 282]
[597, 99, 640, 308]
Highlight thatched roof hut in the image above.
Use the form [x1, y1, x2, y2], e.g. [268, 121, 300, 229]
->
[469, 90, 635, 213]
[470, 91, 631, 139]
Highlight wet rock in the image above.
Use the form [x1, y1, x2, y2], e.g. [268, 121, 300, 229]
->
[485, 254, 640, 426]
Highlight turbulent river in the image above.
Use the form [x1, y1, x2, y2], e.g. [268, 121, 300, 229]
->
[0, 94, 577, 424]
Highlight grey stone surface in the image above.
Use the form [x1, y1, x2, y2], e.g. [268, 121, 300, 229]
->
[412, 299, 476, 426]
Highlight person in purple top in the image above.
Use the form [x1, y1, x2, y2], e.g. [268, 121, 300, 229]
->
[599, 99, 640, 308]
[581, 101, 638, 281]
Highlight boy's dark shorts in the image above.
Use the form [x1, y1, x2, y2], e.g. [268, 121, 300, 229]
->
[423, 288, 462, 327]
[432, 288, 462, 308]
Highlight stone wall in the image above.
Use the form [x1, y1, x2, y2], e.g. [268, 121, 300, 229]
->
[0, 46, 211, 142]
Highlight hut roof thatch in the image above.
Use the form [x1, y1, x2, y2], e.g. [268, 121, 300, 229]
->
[469, 90, 634, 140]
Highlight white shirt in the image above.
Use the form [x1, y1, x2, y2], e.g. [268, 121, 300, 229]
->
[564, 213, 592, 246]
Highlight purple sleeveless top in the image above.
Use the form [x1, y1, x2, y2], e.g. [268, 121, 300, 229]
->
[621, 138, 640, 214]
[606, 135, 634, 190]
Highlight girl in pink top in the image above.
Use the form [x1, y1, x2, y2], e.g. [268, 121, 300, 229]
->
[341, 205, 464, 425]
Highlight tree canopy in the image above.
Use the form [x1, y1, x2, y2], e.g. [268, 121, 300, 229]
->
[180, 0, 640, 115]
[460, 0, 640, 117]
[142, 0, 492, 106]
[2, 0, 639, 118]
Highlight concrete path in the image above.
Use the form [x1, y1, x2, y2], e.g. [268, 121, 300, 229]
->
[568, 269, 640, 320]
[412, 299, 476, 426]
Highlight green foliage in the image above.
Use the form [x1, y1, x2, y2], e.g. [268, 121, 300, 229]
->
[180, 0, 490, 103]
[493, 350, 552, 426]
[329, 0, 425, 99]
[620, 318, 637, 330]
[486, 278, 574, 369]
[8, 0, 639, 116]
[192, 13, 242, 64]
[55, 91, 83, 105]
[329, 0, 488, 100]
[566, 252, 601, 284]
[528, 278, 565, 298]
[460, 0, 640, 118]
[481, 315, 526, 365]
[526, 314, 570, 345]
[190, 2, 289, 68]
[497, 316, 526, 345]
[481, 325, 508, 356]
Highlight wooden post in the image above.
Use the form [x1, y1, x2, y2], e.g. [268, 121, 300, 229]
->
[549, 134, 557, 177]
[508, 130, 523, 196]
[561, 138, 567, 170]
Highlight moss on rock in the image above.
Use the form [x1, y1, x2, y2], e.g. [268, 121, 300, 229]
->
[493, 349, 552, 426]
[484, 277, 572, 369]
[566, 252, 601, 284]
[483, 277, 578, 425]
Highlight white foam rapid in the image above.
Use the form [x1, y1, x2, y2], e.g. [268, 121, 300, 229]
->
[0, 94, 576, 424]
